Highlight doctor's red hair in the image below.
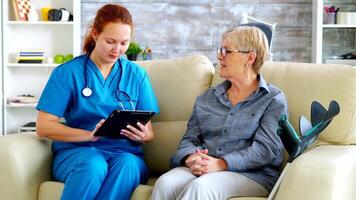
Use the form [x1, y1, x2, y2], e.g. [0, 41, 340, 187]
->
[82, 4, 133, 54]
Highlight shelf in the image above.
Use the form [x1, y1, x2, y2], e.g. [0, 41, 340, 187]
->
[325, 59, 356, 66]
[6, 21, 74, 25]
[6, 63, 59, 68]
[6, 103, 37, 108]
[322, 24, 356, 28]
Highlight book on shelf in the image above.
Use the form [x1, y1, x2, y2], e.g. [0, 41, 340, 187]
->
[19, 51, 44, 56]
[11, 0, 33, 21]
[18, 122, 36, 132]
[7, 95, 38, 106]
[17, 50, 44, 63]
[18, 60, 43, 63]
[7, 102, 37, 107]
[325, 58, 356, 66]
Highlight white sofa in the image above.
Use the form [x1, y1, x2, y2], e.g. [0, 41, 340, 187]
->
[1, 55, 356, 200]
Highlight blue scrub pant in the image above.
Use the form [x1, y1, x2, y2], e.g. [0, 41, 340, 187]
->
[53, 147, 148, 200]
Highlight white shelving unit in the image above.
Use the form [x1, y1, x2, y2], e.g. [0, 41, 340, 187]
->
[312, 0, 356, 65]
[6, 21, 75, 25]
[1, 0, 81, 134]
[6, 63, 59, 68]
[0, 1, 3, 135]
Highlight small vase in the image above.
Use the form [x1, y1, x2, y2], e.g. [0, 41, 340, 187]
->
[127, 54, 138, 61]
[142, 53, 152, 60]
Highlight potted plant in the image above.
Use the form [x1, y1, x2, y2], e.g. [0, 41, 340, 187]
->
[126, 41, 142, 61]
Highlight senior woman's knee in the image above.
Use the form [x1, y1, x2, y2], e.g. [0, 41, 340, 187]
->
[154, 172, 180, 191]
[177, 177, 218, 200]
[188, 176, 214, 191]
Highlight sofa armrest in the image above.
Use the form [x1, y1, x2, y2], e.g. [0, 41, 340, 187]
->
[275, 145, 356, 200]
[0, 133, 53, 200]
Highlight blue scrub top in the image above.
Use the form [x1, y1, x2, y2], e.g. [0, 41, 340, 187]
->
[37, 55, 159, 154]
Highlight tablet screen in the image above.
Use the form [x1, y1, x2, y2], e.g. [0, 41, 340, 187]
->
[94, 110, 155, 138]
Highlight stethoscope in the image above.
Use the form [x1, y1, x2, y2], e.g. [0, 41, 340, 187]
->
[82, 52, 135, 111]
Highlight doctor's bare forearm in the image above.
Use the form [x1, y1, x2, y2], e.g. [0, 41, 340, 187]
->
[36, 111, 95, 142]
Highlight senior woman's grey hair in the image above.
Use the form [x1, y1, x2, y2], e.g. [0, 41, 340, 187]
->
[222, 26, 269, 74]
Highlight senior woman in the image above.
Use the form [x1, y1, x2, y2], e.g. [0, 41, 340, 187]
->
[151, 26, 288, 200]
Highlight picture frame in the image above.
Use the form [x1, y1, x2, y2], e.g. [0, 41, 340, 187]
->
[11, 0, 32, 21]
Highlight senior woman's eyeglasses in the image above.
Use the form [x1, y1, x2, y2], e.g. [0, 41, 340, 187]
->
[216, 47, 252, 58]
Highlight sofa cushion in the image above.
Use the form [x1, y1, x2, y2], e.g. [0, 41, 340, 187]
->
[262, 62, 356, 145]
[130, 184, 267, 200]
[0, 133, 52, 200]
[275, 145, 356, 200]
[131, 185, 154, 200]
[40, 178, 158, 200]
[38, 181, 64, 200]
[137, 55, 215, 122]
[212, 62, 356, 145]
[144, 121, 189, 173]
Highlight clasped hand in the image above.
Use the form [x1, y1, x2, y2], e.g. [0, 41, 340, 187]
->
[184, 149, 228, 176]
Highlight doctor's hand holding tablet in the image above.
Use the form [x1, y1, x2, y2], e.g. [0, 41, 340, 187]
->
[93, 110, 156, 143]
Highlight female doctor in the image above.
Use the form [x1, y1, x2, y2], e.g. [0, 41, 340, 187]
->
[36, 4, 159, 200]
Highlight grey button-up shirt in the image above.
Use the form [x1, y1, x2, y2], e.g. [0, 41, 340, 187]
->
[170, 75, 288, 191]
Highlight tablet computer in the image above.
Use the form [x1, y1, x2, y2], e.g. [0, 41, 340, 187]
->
[94, 110, 155, 138]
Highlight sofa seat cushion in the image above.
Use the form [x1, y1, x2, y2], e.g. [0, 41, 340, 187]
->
[229, 198, 267, 200]
[131, 184, 267, 200]
[131, 185, 154, 200]
[38, 181, 64, 200]
[39, 178, 159, 200]
[275, 145, 356, 200]
[40, 179, 268, 200]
